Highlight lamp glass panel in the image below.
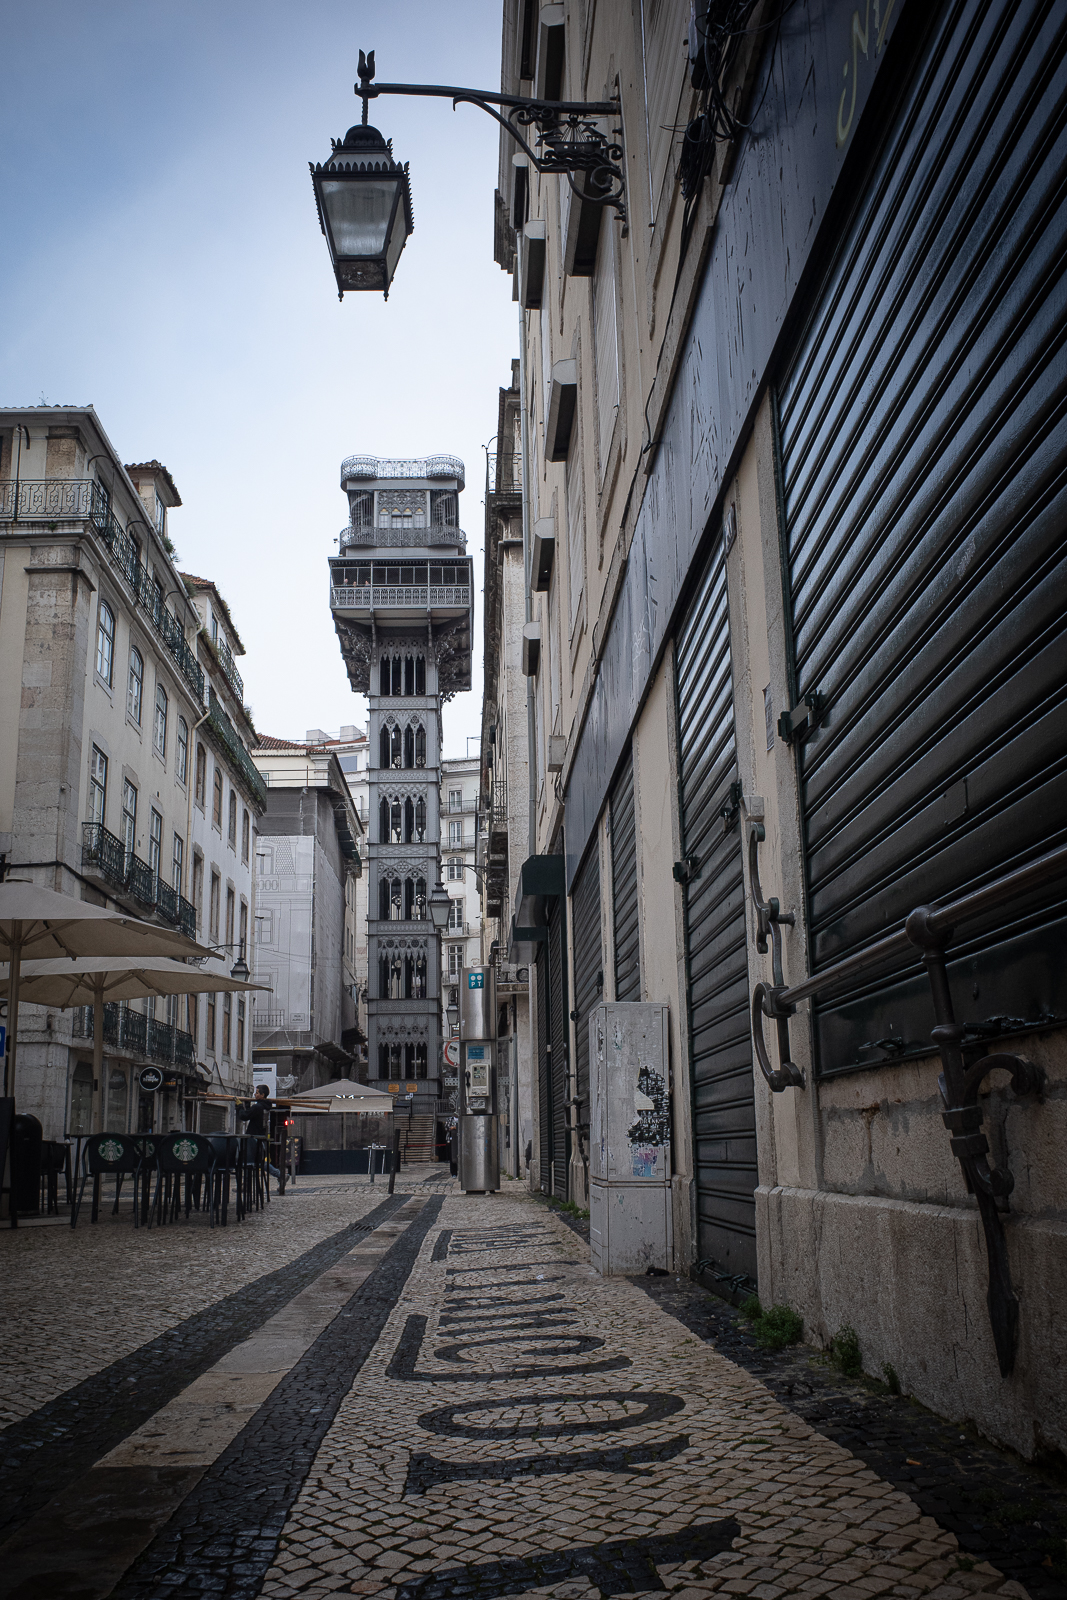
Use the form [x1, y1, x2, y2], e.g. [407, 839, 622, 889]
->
[321, 176, 398, 257]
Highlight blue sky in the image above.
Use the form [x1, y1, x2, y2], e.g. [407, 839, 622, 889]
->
[0, 0, 517, 756]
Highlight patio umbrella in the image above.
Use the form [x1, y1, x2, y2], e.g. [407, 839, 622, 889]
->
[0, 880, 210, 1118]
[0, 956, 271, 1134]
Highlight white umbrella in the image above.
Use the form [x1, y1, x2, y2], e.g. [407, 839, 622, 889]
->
[287, 1078, 395, 1152]
[0, 880, 210, 1122]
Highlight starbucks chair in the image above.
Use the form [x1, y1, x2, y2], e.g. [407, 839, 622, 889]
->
[153, 1132, 220, 1226]
[72, 1133, 147, 1229]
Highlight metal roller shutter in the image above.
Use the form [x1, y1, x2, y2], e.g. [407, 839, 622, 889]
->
[610, 754, 641, 1001]
[547, 895, 570, 1196]
[676, 548, 756, 1283]
[778, 0, 1067, 1074]
[536, 946, 551, 1192]
[570, 846, 603, 1128]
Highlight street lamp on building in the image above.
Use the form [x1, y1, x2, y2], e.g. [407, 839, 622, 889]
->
[310, 49, 625, 299]
[310, 55, 414, 300]
[428, 880, 451, 932]
[446, 997, 459, 1030]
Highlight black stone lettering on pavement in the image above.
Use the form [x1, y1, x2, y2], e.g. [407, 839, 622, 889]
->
[438, 1293, 566, 1316]
[0, 1191, 410, 1547]
[405, 1432, 692, 1494]
[387, 1312, 631, 1383]
[393, 1518, 741, 1600]
[430, 1228, 452, 1261]
[107, 1195, 443, 1600]
[434, 1332, 608, 1362]
[445, 1262, 574, 1273]
[417, 1389, 685, 1440]
[637, 1275, 1067, 1600]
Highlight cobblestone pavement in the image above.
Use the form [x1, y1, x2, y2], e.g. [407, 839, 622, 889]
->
[0, 1180, 1043, 1600]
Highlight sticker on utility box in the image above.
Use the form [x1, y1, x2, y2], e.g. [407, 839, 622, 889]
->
[468, 973, 484, 988]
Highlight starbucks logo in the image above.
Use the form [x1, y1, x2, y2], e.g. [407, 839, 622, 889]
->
[98, 1139, 124, 1162]
[172, 1138, 198, 1164]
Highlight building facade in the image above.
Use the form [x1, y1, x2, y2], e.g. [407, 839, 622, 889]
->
[485, 0, 1067, 1459]
[249, 739, 364, 1092]
[0, 406, 263, 1138]
[440, 753, 482, 997]
[478, 364, 534, 1178]
[328, 455, 473, 1099]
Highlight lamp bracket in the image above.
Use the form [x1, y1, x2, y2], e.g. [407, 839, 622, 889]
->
[356, 52, 626, 220]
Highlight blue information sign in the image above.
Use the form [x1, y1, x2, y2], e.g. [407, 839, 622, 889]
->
[468, 972, 484, 989]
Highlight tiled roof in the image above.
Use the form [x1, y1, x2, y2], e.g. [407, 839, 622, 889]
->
[124, 459, 182, 507]
[178, 572, 245, 654]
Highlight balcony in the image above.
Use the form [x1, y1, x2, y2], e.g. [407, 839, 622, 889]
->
[331, 583, 471, 612]
[211, 631, 245, 703]
[82, 825, 197, 938]
[340, 454, 465, 488]
[486, 452, 523, 496]
[206, 690, 267, 810]
[340, 523, 468, 551]
[73, 1003, 195, 1070]
[0, 478, 204, 703]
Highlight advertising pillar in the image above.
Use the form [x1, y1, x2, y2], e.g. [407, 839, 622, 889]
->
[458, 966, 498, 1193]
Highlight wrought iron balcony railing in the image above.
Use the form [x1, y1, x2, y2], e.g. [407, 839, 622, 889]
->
[211, 631, 245, 703]
[340, 524, 468, 549]
[486, 452, 523, 495]
[74, 1003, 195, 1069]
[0, 477, 204, 702]
[206, 689, 268, 810]
[340, 454, 465, 485]
[81, 824, 196, 937]
[330, 583, 471, 611]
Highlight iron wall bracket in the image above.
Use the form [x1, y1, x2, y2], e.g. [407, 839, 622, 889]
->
[748, 823, 804, 1091]
[356, 50, 626, 220]
[905, 906, 1041, 1376]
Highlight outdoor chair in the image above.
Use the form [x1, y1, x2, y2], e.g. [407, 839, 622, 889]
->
[72, 1133, 147, 1228]
[40, 1140, 72, 1215]
[152, 1132, 220, 1226]
[237, 1134, 269, 1215]
[206, 1134, 241, 1225]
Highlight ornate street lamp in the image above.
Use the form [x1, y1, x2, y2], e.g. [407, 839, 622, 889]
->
[310, 52, 414, 300]
[311, 49, 624, 299]
[428, 879, 451, 932]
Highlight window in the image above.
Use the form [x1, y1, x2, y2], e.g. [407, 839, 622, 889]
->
[223, 992, 232, 1056]
[89, 747, 107, 826]
[241, 808, 250, 863]
[122, 780, 137, 861]
[95, 602, 114, 685]
[210, 871, 221, 941]
[149, 809, 162, 878]
[237, 998, 245, 1060]
[228, 791, 237, 850]
[206, 991, 217, 1055]
[256, 909, 274, 945]
[447, 856, 464, 881]
[176, 717, 188, 785]
[447, 897, 464, 931]
[193, 852, 204, 929]
[154, 682, 168, 758]
[239, 900, 248, 962]
[448, 943, 462, 978]
[449, 789, 463, 812]
[226, 887, 235, 949]
[127, 646, 144, 724]
[195, 743, 207, 808]
[448, 819, 463, 847]
[172, 833, 184, 893]
[212, 767, 223, 827]
[593, 214, 620, 471]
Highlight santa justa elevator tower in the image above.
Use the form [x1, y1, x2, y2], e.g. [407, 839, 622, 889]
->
[329, 454, 473, 1097]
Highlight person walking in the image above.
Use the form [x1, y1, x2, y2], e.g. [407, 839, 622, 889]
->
[237, 1084, 280, 1179]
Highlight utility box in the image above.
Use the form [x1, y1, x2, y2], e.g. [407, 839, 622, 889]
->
[588, 1003, 672, 1275]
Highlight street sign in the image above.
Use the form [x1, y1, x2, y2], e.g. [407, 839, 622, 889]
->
[138, 1065, 164, 1092]
[444, 1040, 460, 1068]
[467, 972, 484, 988]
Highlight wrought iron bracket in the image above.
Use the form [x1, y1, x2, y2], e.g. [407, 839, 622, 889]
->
[354, 49, 626, 220]
[905, 905, 1042, 1377]
[748, 823, 804, 1091]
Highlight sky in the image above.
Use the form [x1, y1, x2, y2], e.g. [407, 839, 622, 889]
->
[0, 0, 518, 759]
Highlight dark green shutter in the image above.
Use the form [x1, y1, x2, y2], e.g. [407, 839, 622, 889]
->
[610, 754, 640, 1001]
[778, 0, 1067, 1074]
[676, 545, 756, 1283]
[570, 846, 603, 1129]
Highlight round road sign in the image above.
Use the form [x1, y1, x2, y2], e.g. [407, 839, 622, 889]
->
[443, 1039, 460, 1068]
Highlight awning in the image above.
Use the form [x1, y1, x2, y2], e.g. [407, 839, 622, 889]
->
[509, 854, 564, 960]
